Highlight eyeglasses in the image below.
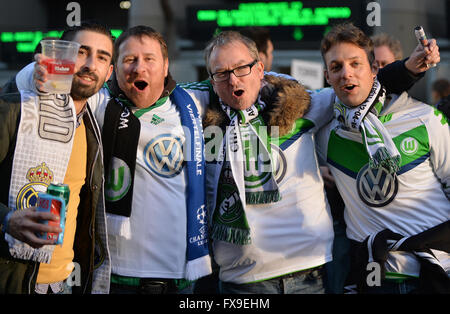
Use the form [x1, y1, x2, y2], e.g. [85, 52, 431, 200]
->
[210, 60, 258, 82]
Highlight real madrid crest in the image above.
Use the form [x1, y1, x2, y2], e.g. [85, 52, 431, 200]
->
[16, 162, 53, 210]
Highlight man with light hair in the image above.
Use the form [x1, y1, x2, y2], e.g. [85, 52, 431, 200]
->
[372, 33, 403, 69]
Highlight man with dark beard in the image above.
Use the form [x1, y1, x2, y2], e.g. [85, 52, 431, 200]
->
[0, 22, 114, 294]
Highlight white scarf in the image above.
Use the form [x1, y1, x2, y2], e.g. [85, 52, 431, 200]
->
[5, 91, 75, 263]
[333, 79, 401, 174]
[211, 97, 281, 245]
[222, 98, 280, 204]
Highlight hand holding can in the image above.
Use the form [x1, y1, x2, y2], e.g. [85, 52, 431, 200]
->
[36, 183, 70, 245]
[36, 193, 66, 244]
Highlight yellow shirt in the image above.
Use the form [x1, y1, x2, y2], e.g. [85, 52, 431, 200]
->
[37, 119, 87, 284]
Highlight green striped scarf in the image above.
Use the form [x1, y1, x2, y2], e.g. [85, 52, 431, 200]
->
[211, 99, 281, 245]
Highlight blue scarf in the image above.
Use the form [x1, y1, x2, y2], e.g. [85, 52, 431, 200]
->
[170, 86, 211, 279]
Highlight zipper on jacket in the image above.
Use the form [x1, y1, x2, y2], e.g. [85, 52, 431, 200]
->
[82, 104, 102, 294]
[28, 262, 38, 294]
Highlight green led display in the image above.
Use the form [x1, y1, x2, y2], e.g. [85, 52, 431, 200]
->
[196, 1, 351, 27]
[1, 29, 123, 53]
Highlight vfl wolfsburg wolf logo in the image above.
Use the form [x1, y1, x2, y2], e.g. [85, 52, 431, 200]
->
[400, 137, 419, 156]
[218, 186, 243, 223]
[105, 157, 132, 202]
[244, 143, 286, 189]
[356, 164, 398, 207]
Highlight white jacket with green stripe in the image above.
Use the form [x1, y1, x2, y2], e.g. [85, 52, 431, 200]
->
[315, 91, 450, 278]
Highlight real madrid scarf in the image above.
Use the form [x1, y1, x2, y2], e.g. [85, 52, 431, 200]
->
[103, 80, 211, 280]
[5, 91, 75, 263]
[333, 79, 401, 174]
[211, 98, 281, 245]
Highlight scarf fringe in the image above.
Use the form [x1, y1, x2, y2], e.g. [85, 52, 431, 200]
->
[210, 224, 251, 245]
[369, 147, 401, 173]
[6, 234, 53, 264]
[185, 255, 212, 281]
[106, 213, 132, 239]
[246, 190, 281, 204]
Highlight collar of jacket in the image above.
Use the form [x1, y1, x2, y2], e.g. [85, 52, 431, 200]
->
[105, 71, 177, 108]
[203, 74, 311, 137]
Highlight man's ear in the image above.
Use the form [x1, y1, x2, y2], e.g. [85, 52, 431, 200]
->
[209, 78, 217, 94]
[255, 60, 264, 79]
[324, 69, 330, 85]
[164, 58, 169, 77]
[258, 51, 267, 67]
[371, 60, 379, 78]
[106, 64, 114, 81]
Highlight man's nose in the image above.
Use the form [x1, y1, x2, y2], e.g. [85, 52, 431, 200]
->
[84, 55, 97, 71]
[227, 71, 240, 85]
[341, 64, 354, 79]
[132, 58, 146, 73]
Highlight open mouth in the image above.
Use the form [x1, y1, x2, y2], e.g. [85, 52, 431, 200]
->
[77, 74, 97, 84]
[343, 84, 357, 91]
[233, 89, 244, 97]
[134, 80, 148, 91]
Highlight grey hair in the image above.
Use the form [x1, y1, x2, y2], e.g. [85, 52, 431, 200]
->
[204, 31, 260, 74]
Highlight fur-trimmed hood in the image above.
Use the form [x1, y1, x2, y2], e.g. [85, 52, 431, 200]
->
[203, 74, 311, 136]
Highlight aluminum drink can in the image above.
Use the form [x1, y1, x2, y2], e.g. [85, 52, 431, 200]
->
[47, 183, 70, 207]
[36, 183, 70, 244]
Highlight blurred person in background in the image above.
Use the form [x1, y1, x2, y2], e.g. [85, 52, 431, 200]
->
[432, 79, 450, 119]
[372, 33, 404, 69]
[239, 27, 274, 72]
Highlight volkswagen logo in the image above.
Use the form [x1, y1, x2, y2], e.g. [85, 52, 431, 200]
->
[143, 134, 184, 178]
[356, 164, 398, 207]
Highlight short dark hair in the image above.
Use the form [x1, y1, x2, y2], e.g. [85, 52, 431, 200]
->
[61, 21, 114, 42]
[113, 25, 168, 65]
[320, 22, 375, 69]
[239, 27, 271, 55]
[61, 21, 115, 62]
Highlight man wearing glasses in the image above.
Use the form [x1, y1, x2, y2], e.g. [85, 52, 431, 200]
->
[203, 31, 333, 294]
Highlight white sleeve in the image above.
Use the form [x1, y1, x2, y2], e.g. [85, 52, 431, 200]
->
[306, 87, 335, 132]
[314, 122, 332, 166]
[178, 81, 212, 119]
[86, 87, 111, 129]
[426, 109, 450, 199]
[264, 71, 297, 81]
[15, 62, 40, 93]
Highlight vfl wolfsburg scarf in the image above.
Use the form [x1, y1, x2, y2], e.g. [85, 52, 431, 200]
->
[211, 98, 281, 245]
[103, 83, 211, 280]
[333, 79, 401, 174]
[5, 91, 75, 263]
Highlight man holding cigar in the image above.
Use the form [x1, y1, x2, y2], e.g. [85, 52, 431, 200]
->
[315, 22, 449, 293]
